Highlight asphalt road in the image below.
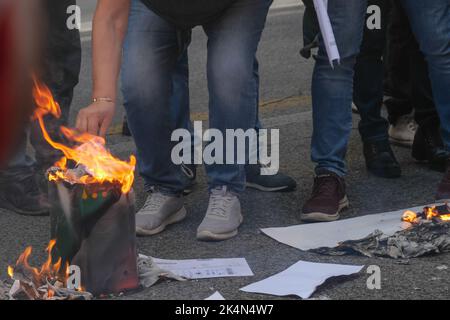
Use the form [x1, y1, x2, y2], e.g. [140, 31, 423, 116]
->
[0, 2, 449, 300]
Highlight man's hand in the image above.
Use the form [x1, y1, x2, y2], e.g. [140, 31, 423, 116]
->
[75, 101, 115, 137]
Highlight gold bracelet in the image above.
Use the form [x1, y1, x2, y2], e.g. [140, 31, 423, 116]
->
[92, 97, 114, 103]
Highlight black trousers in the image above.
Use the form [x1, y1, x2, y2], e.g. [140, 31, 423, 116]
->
[384, 0, 438, 128]
[0, 0, 81, 178]
[353, 0, 390, 143]
[31, 0, 82, 170]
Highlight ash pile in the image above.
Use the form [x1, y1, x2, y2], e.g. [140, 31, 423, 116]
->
[312, 205, 450, 259]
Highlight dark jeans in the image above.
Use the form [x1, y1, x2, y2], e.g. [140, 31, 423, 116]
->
[384, 0, 438, 128]
[2, 0, 81, 176]
[354, 0, 390, 143]
[301, 0, 320, 48]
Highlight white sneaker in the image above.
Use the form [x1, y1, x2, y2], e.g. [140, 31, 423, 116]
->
[389, 114, 417, 147]
[136, 192, 186, 236]
[197, 187, 243, 241]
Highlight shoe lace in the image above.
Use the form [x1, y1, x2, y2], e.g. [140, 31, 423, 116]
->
[208, 189, 234, 218]
[142, 192, 168, 212]
[312, 175, 338, 198]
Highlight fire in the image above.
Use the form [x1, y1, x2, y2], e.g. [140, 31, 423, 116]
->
[32, 77, 136, 193]
[425, 207, 438, 220]
[402, 206, 450, 223]
[7, 240, 67, 288]
[402, 210, 419, 223]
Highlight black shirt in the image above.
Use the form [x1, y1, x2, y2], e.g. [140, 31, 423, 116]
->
[140, 0, 237, 29]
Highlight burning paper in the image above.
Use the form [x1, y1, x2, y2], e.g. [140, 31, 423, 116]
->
[261, 205, 427, 251]
[32, 77, 136, 194]
[313, 219, 450, 259]
[401, 205, 450, 224]
[7, 240, 93, 300]
[48, 171, 139, 296]
[6, 78, 140, 298]
[240, 261, 363, 299]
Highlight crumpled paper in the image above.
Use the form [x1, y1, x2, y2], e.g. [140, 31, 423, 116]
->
[0, 281, 10, 300]
[311, 221, 450, 259]
[138, 254, 186, 288]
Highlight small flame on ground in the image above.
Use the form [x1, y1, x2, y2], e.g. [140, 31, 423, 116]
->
[402, 210, 419, 223]
[7, 240, 81, 298]
[7, 240, 66, 286]
[402, 206, 450, 223]
[32, 77, 136, 193]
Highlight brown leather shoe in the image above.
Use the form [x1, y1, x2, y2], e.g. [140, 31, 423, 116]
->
[436, 161, 450, 201]
[300, 172, 349, 222]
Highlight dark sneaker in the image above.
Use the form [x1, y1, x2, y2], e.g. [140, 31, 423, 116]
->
[245, 164, 297, 192]
[412, 125, 449, 173]
[300, 172, 349, 222]
[363, 141, 401, 178]
[0, 171, 49, 216]
[435, 161, 450, 201]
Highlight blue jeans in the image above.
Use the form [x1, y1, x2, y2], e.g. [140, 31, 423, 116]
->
[400, 0, 450, 151]
[122, 0, 271, 195]
[311, 0, 368, 176]
[170, 53, 263, 166]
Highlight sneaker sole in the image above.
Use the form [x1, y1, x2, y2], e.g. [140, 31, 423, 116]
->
[136, 207, 187, 236]
[300, 196, 349, 223]
[246, 182, 296, 193]
[196, 215, 244, 242]
[389, 137, 413, 148]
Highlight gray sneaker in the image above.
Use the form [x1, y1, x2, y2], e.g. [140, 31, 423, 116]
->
[136, 192, 186, 236]
[197, 187, 243, 241]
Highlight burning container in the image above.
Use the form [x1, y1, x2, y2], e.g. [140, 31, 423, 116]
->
[20, 79, 140, 297]
[48, 167, 139, 296]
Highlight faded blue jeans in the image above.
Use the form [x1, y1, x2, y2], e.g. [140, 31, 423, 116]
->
[171, 52, 263, 168]
[311, 0, 368, 176]
[122, 0, 272, 195]
[399, 0, 450, 151]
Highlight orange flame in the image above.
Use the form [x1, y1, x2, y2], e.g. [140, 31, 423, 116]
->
[32, 77, 136, 193]
[425, 207, 438, 220]
[402, 210, 419, 223]
[402, 206, 450, 223]
[7, 266, 14, 278]
[7, 240, 68, 288]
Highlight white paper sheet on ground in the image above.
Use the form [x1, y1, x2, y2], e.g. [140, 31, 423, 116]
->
[240, 260, 364, 299]
[150, 257, 254, 280]
[261, 205, 430, 251]
[205, 291, 226, 300]
[313, 0, 340, 66]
